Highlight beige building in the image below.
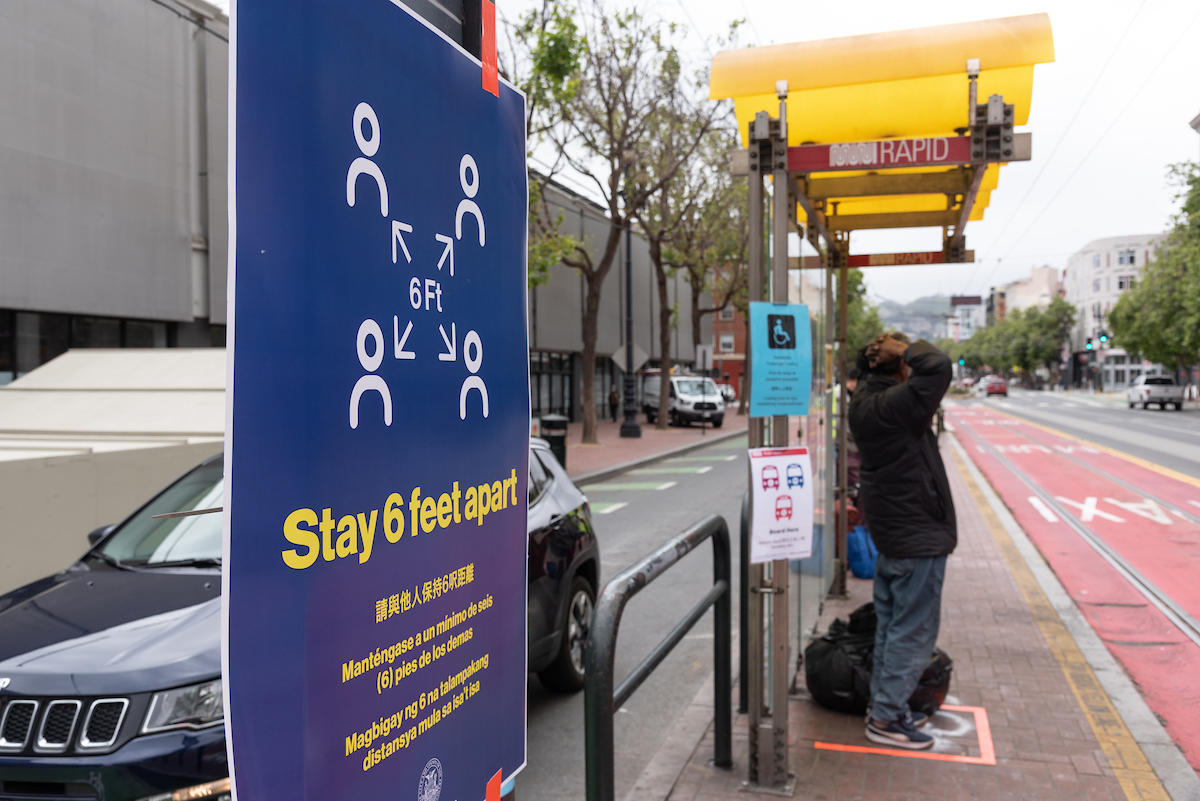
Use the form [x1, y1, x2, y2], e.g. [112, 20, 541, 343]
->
[1063, 234, 1166, 389]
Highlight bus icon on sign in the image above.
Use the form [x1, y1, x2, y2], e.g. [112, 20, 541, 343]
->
[775, 495, 793, 520]
[786, 463, 804, 488]
[761, 465, 779, 490]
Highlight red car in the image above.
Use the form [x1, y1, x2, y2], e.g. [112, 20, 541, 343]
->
[983, 376, 1008, 397]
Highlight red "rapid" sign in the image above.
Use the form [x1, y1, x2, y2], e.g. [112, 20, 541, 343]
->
[847, 251, 974, 267]
[789, 136, 971, 172]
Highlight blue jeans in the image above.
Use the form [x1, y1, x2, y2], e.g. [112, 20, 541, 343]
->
[869, 553, 947, 723]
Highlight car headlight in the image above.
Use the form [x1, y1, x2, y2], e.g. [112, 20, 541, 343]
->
[138, 778, 231, 801]
[143, 679, 223, 733]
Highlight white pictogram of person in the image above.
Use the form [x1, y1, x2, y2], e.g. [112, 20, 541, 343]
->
[346, 102, 388, 216]
[350, 319, 392, 429]
[459, 330, 488, 419]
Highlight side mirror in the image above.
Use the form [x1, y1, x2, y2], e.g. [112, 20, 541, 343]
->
[88, 524, 116, 546]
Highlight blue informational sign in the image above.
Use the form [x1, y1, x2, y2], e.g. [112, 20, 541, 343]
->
[748, 302, 812, 417]
[223, 2, 528, 799]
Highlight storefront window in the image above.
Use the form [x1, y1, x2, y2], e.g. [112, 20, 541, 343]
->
[530, 350, 573, 420]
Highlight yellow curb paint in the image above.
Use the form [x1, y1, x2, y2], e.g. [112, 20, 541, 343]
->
[948, 445, 1171, 801]
[982, 406, 1200, 490]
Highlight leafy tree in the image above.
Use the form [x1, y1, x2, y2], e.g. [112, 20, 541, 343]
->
[501, 2, 587, 288]
[843, 268, 884, 353]
[948, 296, 1074, 382]
[1110, 162, 1200, 384]
[631, 41, 724, 429]
[668, 127, 748, 356]
[525, 1, 712, 443]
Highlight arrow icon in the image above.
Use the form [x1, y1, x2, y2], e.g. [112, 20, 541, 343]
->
[393, 317, 415, 360]
[435, 234, 454, 276]
[392, 221, 413, 264]
[439, 323, 456, 362]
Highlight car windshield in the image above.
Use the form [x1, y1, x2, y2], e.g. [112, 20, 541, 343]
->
[1145, 378, 1175, 385]
[675, 379, 719, 396]
[99, 461, 224, 566]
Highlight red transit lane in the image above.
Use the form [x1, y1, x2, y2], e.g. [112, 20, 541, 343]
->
[947, 403, 1200, 772]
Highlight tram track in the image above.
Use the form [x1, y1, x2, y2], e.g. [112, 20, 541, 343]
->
[950, 412, 1200, 650]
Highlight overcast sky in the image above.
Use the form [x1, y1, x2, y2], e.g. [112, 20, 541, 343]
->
[217, 0, 1200, 304]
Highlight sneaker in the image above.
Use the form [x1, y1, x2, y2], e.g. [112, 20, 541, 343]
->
[866, 714, 935, 750]
[865, 707, 929, 728]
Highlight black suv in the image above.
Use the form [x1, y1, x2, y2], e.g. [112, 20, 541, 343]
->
[0, 439, 596, 801]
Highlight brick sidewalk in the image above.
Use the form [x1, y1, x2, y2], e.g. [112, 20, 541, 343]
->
[561, 414, 748, 478]
[660, 436, 1174, 801]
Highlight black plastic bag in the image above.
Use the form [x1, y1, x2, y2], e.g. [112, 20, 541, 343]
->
[804, 602, 953, 717]
[909, 648, 954, 717]
[804, 615, 875, 715]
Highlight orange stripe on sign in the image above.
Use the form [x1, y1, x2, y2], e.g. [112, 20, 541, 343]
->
[482, 0, 498, 97]
[814, 705, 996, 765]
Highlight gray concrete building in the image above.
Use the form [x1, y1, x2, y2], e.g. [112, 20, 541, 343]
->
[0, 0, 702, 421]
[530, 179, 706, 421]
[0, 0, 230, 382]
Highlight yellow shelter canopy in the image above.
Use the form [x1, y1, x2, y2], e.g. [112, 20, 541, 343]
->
[710, 14, 1054, 233]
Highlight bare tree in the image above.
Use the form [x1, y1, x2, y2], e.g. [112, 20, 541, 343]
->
[670, 128, 748, 356]
[631, 51, 726, 428]
[527, 1, 706, 444]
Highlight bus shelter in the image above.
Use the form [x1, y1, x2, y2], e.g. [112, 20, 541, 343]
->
[708, 14, 1054, 789]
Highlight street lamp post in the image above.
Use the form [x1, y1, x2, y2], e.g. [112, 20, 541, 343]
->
[620, 157, 642, 438]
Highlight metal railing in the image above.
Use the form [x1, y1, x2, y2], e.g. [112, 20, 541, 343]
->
[584, 514, 732, 801]
[738, 491, 749, 714]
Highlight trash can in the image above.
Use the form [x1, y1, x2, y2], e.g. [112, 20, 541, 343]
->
[539, 414, 569, 469]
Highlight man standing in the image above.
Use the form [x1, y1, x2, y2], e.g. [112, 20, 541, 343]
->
[848, 334, 955, 749]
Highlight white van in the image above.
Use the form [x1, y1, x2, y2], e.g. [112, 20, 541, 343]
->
[642, 373, 725, 427]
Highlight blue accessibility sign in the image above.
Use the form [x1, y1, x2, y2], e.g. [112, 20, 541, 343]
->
[225, 2, 528, 799]
[748, 302, 812, 417]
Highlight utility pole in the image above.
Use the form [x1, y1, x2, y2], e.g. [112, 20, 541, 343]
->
[620, 155, 642, 438]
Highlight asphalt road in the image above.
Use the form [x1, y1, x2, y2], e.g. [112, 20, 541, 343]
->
[965, 388, 1200, 480]
[516, 434, 747, 801]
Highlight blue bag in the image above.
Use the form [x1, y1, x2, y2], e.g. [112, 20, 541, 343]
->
[847, 525, 878, 579]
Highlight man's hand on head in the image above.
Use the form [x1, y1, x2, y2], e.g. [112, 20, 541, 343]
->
[866, 335, 908, 368]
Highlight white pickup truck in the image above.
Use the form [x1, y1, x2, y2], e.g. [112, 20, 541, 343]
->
[1127, 374, 1186, 410]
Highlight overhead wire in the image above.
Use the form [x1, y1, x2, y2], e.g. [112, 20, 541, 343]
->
[971, 0, 1150, 283]
[991, 5, 1200, 268]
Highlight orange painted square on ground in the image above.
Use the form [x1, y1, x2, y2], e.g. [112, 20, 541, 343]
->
[814, 704, 995, 765]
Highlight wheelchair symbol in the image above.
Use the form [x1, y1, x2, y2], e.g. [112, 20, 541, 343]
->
[766, 314, 795, 350]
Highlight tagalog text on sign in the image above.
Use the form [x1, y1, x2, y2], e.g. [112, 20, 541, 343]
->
[224, 2, 528, 800]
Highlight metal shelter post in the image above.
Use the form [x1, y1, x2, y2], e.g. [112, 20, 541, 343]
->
[743, 84, 794, 794]
[831, 238, 850, 597]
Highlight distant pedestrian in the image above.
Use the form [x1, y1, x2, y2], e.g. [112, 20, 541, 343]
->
[609, 385, 620, 422]
[848, 334, 955, 750]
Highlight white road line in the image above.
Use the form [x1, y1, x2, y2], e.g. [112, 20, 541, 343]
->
[1027, 496, 1059, 522]
[1190, 500, 1200, 510]
[1055, 496, 1125, 523]
[655, 481, 677, 490]
[724, 455, 737, 461]
[697, 466, 712, 474]
[596, 502, 628, 515]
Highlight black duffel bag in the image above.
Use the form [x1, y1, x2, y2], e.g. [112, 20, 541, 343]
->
[804, 603, 952, 717]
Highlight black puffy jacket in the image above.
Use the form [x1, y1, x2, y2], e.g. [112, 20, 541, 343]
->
[847, 340, 956, 559]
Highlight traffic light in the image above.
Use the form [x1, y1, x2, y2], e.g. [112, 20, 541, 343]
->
[1099, 331, 1109, 343]
[958, 358, 965, 366]
[1086, 338, 1093, 351]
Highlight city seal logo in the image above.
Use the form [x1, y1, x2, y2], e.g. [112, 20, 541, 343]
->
[418, 757, 443, 801]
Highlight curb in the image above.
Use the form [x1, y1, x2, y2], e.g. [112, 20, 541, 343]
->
[569, 426, 749, 486]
